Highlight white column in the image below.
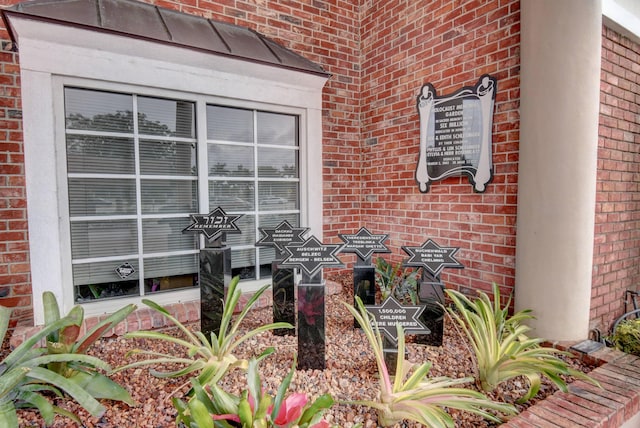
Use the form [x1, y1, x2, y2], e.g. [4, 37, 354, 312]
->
[515, 0, 602, 341]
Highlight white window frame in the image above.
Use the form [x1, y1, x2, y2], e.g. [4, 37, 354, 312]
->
[10, 16, 327, 324]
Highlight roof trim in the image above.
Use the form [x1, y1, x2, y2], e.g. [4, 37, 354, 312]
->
[1, 0, 331, 78]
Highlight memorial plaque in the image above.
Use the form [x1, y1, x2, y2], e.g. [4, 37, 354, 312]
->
[365, 297, 429, 345]
[415, 74, 497, 193]
[256, 221, 309, 336]
[339, 227, 391, 326]
[402, 239, 463, 277]
[338, 227, 391, 262]
[280, 235, 343, 278]
[182, 207, 242, 242]
[256, 220, 309, 254]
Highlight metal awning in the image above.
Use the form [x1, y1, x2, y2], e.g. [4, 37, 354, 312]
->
[1, 0, 330, 77]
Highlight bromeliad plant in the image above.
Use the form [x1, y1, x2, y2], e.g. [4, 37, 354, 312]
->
[375, 257, 420, 305]
[116, 276, 293, 390]
[0, 304, 117, 426]
[174, 355, 334, 428]
[343, 297, 516, 428]
[446, 283, 600, 403]
[42, 291, 135, 405]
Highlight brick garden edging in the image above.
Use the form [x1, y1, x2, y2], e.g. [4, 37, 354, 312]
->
[10, 280, 640, 427]
[501, 344, 640, 427]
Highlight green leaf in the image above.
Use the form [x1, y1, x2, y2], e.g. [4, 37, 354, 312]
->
[0, 400, 17, 427]
[42, 292, 61, 343]
[189, 397, 214, 428]
[27, 366, 105, 418]
[298, 393, 334, 425]
[75, 303, 136, 354]
[68, 370, 135, 406]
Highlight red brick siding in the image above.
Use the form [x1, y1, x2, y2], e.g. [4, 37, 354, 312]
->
[359, 0, 520, 300]
[0, 27, 30, 327]
[592, 26, 640, 334]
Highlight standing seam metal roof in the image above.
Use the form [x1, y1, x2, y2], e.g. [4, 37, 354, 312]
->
[1, 0, 330, 77]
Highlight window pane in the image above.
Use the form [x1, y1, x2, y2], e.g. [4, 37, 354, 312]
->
[209, 181, 254, 211]
[75, 279, 139, 302]
[258, 182, 298, 210]
[70, 220, 138, 259]
[138, 97, 195, 138]
[208, 144, 254, 176]
[258, 213, 300, 229]
[65, 88, 133, 133]
[72, 259, 139, 286]
[226, 215, 256, 246]
[68, 178, 136, 216]
[145, 272, 197, 294]
[141, 179, 198, 214]
[207, 105, 253, 143]
[143, 218, 198, 253]
[140, 140, 196, 176]
[232, 248, 256, 280]
[66, 136, 135, 174]
[143, 254, 198, 280]
[258, 147, 297, 178]
[257, 112, 297, 146]
[258, 246, 276, 266]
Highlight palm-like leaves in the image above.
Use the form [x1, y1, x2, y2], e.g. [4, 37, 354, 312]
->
[0, 304, 115, 426]
[446, 283, 600, 403]
[343, 297, 515, 427]
[42, 291, 135, 405]
[117, 275, 293, 389]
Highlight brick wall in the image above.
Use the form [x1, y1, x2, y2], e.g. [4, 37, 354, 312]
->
[592, 26, 640, 334]
[0, 33, 29, 328]
[358, 0, 521, 300]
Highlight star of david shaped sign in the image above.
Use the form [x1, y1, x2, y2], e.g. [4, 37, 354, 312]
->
[279, 235, 343, 277]
[366, 297, 429, 344]
[182, 207, 242, 241]
[338, 227, 390, 261]
[256, 220, 309, 254]
[402, 239, 463, 277]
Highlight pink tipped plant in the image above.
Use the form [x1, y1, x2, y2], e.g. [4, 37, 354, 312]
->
[173, 354, 334, 428]
[343, 297, 516, 428]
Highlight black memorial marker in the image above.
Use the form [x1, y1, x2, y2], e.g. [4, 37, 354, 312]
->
[365, 296, 429, 344]
[280, 235, 343, 370]
[183, 207, 242, 337]
[415, 75, 497, 193]
[366, 296, 430, 375]
[402, 239, 463, 346]
[338, 227, 390, 326]
[256, 220, 309, 336]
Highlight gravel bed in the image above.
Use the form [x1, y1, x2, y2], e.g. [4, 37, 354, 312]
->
[15, 275, 594, 427]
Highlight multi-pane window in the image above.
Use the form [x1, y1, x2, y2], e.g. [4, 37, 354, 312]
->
[207, 106, 300, 280]
[64, 88, 300, 302]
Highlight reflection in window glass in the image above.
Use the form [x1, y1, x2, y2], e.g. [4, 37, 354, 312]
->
[138, 96, 195, 138]
[140, 140, 196, 176]
[66, 136, 135, 174]
[65, 88, 133, 133]
[258, 147, 298, 177]
[208, 144, 254, 177]
[207, 105, 253, 143]
[257, 111, 297, 146]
